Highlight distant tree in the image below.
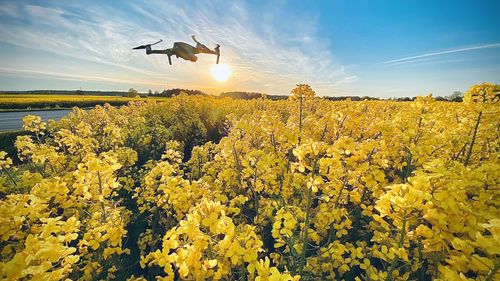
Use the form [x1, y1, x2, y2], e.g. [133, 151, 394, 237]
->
[395, 97, 415, 102]
[219, 91, 265, 99]
[446, 91, 463, 102]
[127, 88, 139, 98]
[148, 89, 153, 96]
[154, 90, 159, 95]
[324, 95, 380, 101]
[159, 88, 207, 97]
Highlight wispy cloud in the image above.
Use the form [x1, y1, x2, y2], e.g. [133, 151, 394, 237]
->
[0, 0, 354, 95]
[383, 43, 500, 65]
[0, 2, 20, 18]
[0, 66, 170, 87]
[389, 58, 466, 67]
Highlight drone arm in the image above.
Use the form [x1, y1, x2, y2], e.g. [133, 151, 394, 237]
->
[146, 49, 171, 55]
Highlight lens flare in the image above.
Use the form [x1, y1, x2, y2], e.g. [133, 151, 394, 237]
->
[210, 64, 231, 82]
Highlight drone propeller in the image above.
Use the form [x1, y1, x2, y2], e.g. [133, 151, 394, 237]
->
[132, 39, 163, 50]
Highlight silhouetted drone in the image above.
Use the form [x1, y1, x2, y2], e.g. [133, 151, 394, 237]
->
[133, 35, 220, 65]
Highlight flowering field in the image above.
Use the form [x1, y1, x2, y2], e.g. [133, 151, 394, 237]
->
[0, 94, 169, 110]
[0, 84, 498, 280]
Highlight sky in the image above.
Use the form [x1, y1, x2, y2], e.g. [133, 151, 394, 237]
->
[0, 0, 499, 97]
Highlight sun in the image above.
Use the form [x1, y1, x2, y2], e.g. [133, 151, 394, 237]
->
[210, 64, 231, 82]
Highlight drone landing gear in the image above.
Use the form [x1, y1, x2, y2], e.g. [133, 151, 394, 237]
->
[215, 44, 220, 64]
[133, 40, 174, 65]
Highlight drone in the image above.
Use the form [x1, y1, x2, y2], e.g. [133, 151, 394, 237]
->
[133, 35, 220, 65]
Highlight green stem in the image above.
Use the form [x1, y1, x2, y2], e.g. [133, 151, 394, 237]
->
[240, 261, 247, 281]
[399, 210, 407, 247]
[151, 208, 159, 251]
[5, 170, 17, 186]
[299, 160, 317, 275]
[97, 171, 107, 222]
[207, 242, 213, 259]
[417, 239, 425, 281]
[198, 154, 202, 179]
[485, 261, 499, 281]
[320, 123, 328, 141]
[232, 143, 242, 185]
[403, 148, 413, 182]
[299, 95, 303, 145]
[253, 166, 259, 218]
[334, 179, 347, 208]
[299, 183, 312, 276]
[464, 111, 482, 166]
[385, 209, 407, 281]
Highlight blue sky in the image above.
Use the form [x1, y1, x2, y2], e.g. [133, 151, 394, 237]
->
[0, 0, 499, 97]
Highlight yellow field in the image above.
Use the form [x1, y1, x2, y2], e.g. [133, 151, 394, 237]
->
[0, 84, 499, 280]
[0, 94, 168, 110]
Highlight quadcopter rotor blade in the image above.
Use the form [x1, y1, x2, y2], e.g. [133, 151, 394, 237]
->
[150, 39, 163, 46]
[132, 39, 163, 50]
[132, 45, 148, 50]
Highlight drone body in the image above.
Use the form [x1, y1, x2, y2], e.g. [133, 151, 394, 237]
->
[133, 36, 220, 65]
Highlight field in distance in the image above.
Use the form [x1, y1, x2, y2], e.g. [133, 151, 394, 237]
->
[0, 94, 169, 110]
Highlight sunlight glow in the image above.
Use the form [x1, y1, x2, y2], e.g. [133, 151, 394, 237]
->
[210, 64, 231, 82]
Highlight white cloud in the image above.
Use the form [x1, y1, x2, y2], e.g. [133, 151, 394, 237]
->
[383, 43, 500, 65]
[0, 66, 170, 87]
[0, 2, 20, 18]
